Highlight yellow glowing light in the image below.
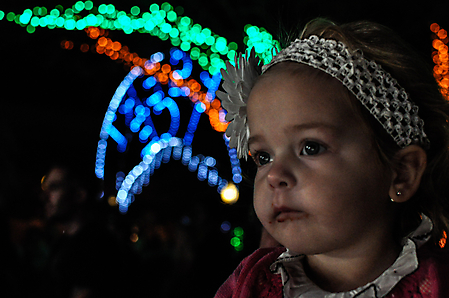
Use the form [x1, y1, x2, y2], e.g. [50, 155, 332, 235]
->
[40, 175, 47, 190]
[220, 183, 239, 204]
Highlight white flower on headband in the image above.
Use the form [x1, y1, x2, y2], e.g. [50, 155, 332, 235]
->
[216, 48, 261, 159]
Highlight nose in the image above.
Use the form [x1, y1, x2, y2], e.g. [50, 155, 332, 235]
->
[266, 157, 297, 189]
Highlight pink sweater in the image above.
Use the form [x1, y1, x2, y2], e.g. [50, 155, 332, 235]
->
[215, 244, 449, 298]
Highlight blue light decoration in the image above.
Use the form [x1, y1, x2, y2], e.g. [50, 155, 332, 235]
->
[96, 47, 241, 213]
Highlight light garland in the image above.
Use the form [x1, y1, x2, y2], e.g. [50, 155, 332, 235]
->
[429, 23, 448, 249]
[2, 2, 278, 219]
[81, 27, 228, 132]
[1, 2, 277, 77]
[2, 2, 278, 133]
[430, 23, 449, 101]
[96, 49, 242, 213]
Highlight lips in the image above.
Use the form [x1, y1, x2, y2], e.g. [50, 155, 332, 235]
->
[274, 206, 304, 222]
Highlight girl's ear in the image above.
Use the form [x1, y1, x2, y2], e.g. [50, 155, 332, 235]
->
[389, 145, 427, 203]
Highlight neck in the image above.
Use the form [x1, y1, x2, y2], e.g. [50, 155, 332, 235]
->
[304, 236, 402, 293]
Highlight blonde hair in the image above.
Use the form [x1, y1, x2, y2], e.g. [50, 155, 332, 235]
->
[298, 18, 449, 246]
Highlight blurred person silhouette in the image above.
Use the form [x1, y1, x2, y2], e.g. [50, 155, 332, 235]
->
[36, 158, 140, 298]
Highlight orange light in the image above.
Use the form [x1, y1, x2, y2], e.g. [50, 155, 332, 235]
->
[105, 49, 114, 57]
[112, 41, 121, 51]
[124, 53, 133, 62]
[87, 27, 100, 39]
[211, 99, 221, 109]
[120, 45, 129, 53]
[161, 64, 171, 74]
[430, 23, 440, 33]
[431, 23, 449, 101]
[133, 57, 142, 66]
[207, 108, 228, 132]
[144, 64, 158, 76]
[439, 231, 447, 248]
[156, 72, 169, 84]
[191, 82, 201, 93]
[433, 53, 440, 64]
[96, 45, 105, 54]
[80, 43, 89, 52]
[60, 40, 74, 50]
[78, 27, 230, 133]
[98, 36, 107, 47]
[110, 51, 119, 60]
[433, 39, 444, 50]
[105, 38, 113, 50]
[41, 175, 47, 190]
[438, 29, 448, 40]
[138, 58, 148, 68]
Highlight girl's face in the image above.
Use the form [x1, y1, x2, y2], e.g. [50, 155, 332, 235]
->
[247, 64, 395, 256]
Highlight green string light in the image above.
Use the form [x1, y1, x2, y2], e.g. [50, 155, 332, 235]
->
[1, 2, 279, 74]
[230, 227, 244, 251]
[130, 6, 140, 16]
[233, 226, 244, 237]
[243, 24, 280, 64]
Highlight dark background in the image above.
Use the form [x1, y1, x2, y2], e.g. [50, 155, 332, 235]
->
[1, 0, 448, 296]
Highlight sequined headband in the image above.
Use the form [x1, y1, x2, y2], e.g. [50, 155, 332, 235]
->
[216, 35, 429, 159]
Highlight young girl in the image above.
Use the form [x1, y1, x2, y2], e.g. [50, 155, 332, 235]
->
[215, 19, 449, 297]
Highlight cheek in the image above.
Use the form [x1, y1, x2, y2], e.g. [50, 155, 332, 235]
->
[253, 173, 271, 223]
[316, 162, 390, 216]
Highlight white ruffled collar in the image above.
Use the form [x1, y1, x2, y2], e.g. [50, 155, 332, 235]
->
[270, 215, 433, 298]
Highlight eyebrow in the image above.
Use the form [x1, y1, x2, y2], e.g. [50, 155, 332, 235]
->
[248, 135, 265, 147]
[248, 122, 340, 146]
[288, 122, 340, 133]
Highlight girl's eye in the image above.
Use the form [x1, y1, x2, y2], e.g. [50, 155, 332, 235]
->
[253, 151, 272, 166]
[301, 141, 326, 156]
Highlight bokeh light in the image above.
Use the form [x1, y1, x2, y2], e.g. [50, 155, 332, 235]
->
[431, 23, 449, 100]
[4, 2, 277, 75]
[220, 182, 239, 204]
[96, 48, 239, 212]
[440, 230, 447, 248]
[220, 221, 231, 233]
[230, 227, 244, 251]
